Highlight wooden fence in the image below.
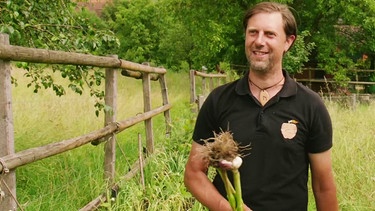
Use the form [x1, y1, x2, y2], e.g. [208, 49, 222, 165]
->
[294, 68, 375, 108]
[294, 68, 375, 92]
[0, 33, 171, 210]
[189, 69, 227, 111]
[189, 68, 374, 112]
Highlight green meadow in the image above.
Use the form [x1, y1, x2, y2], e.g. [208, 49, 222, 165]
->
[8, 67, 375, 210]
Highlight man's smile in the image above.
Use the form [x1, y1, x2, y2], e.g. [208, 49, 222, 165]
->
[253, 51, 268, 55]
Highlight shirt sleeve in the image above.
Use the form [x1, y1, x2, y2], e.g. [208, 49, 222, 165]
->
[307, 97, 333, 153]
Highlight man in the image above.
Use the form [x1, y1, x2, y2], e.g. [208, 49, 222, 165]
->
[184, 2, 338, 211]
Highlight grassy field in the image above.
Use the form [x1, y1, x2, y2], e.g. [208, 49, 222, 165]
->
[8, 67, 375, 210]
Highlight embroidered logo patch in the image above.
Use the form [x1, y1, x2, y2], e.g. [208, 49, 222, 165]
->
[281, 120, 298, 139]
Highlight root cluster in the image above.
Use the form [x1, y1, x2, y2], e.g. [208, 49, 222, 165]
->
[200, 131, 241, 168]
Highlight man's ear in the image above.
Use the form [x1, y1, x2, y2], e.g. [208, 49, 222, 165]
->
[284, 35, 296, 52]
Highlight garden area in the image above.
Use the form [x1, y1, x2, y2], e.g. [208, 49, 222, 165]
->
[8, 68, 375, 210]
[1, 0, 375, 210]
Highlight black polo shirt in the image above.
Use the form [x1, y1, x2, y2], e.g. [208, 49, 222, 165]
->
[192, 71, 332, 211]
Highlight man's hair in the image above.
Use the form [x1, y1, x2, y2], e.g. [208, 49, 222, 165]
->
[243, 2, 297, 38]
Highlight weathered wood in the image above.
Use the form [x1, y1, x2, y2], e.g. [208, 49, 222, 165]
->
[190, 69, 227, 112]
[79, 193, 106, 211]
[94, 104, 171, 145]
[80, 154, 150, 211]
[121, 69, 159, 80]
[158, 74, 172, 136]
[194, 70, 227, 78]
[198, 95, 206, 110]
[119, 60, 166, 74]
[81, 155, 150, 210]
[209, 77, 214, 91]
[351, 94, 357, 110]
[79, 184, 119, 211]
[103, 57, 117, 185]
[189, 70, 196, 105]
[202, 77, 207, 97]
[296, 78, 375, 85]
[0, 33, 17, 211]
[122, 157, 149, 181]
[121, 69, 142, 78]
[0, 123, 117, 173]
[142, 73, 154, 154]
[0, 43, 167, 74]
[0, 104, 171, 173]
[301, 67, 375, 73]
[79, 193, 107, 211]
[0, 34, 173, 210]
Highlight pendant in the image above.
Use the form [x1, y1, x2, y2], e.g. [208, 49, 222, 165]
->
[259, 90, 269, 106]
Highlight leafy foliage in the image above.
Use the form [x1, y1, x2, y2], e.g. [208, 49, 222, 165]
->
[3, 0, 375, 107]
[104, 0, 159, 62]
[283, 30, 315, 74]
[0, 0, 119, 115]
[293, 0, 375, 83]
[102, 0, 319, 73]
[166, 0, 245, 70]
[1, 0, 119, 52]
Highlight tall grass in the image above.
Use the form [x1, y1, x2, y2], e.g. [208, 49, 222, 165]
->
[9, 67, 375, 210]
[329, 102, 375, 211]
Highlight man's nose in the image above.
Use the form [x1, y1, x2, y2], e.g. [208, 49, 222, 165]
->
[254, 33, 265, 45]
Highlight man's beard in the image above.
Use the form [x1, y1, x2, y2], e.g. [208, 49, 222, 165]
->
[248, 56, 274, 74]
[245, 47, 276, 74]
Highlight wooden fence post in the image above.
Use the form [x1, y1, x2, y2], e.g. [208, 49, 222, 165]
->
[0, 38, 172, 209]
[351, 94, 357, 110]
[103, 55, 118, 187]
[143, 72, 154, 154]
[158, 74, 171, 137]
[189, 70, 197, 112]
[189, 70, 196, 104]
[202, 77, 207, 97]
[198, 95, 205, 110]
[0, 33, 17, 211]
[209, 77, 214, 91]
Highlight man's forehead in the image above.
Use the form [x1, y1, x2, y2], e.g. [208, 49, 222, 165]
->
[247, 12, 283, 29]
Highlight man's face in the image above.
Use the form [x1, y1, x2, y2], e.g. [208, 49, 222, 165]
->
[245, 12, 295, 73]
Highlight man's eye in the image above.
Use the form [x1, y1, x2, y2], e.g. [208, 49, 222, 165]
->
[266, 32, 276, 37]
[248, 31, 257, 35]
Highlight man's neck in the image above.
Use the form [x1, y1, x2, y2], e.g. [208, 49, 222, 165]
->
[249, 69, 284, 88]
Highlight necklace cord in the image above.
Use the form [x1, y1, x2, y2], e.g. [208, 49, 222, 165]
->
[249, 77, 284, 91]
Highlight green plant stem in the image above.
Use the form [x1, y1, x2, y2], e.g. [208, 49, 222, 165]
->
[232, 169, 243, 211]
[218, 169, 236, 210]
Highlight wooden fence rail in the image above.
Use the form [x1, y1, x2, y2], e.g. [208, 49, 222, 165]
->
[295, 67, 375, 91]
[0, 33, 171, 210]
[0, 104, 171, 174]
[0, 42, 166, 74]
[189, 69, 227, 112]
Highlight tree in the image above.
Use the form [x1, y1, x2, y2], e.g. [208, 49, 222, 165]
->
[0, 0, 119, 115]
[96, 0, 375, 90]
[292, 0, 375, 84]
[164, 0, 246, 71]
[102, 0, 164, 65]
[103, 0, 313, 73]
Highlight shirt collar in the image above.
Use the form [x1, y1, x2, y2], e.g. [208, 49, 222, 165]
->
[235, 70, 297, 97]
